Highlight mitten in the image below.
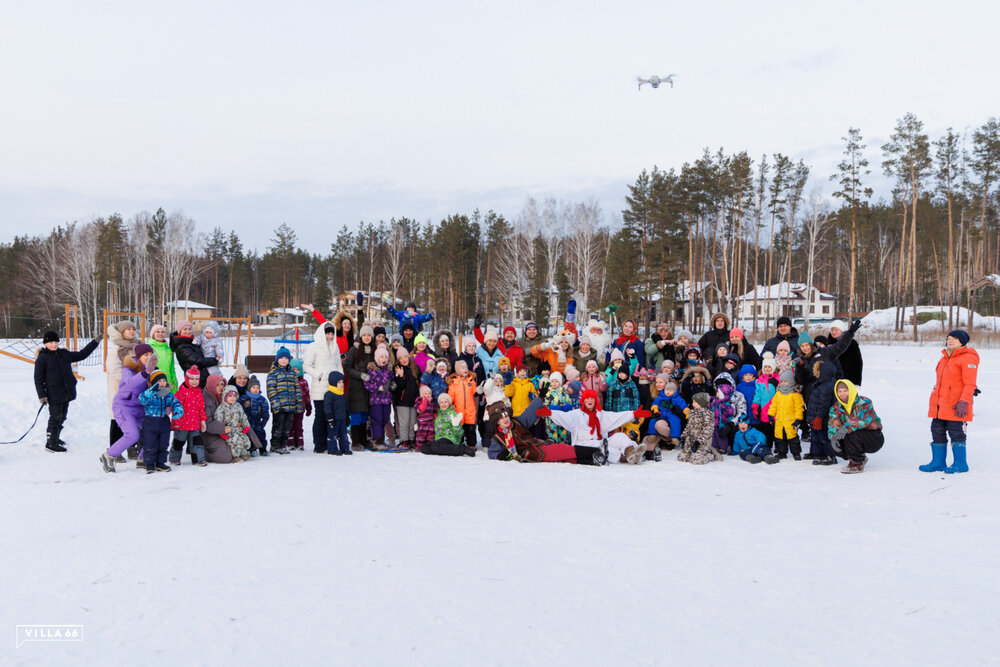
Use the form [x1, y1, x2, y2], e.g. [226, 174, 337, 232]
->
[356, 291, 364, 307]
[360, 372, 371, 382]
[848, 319, 862, 333]
[242, 426, 250, 434]
[650, 405, 660, 414]
[145, 353, 159, 374]
[792, 419, 803, 429]
[690, 440, 701, 452]
[566, 299, 576, 323]
[474, 313, 483, 329]
[220, 433, 229, 440]
[427, 313, 434, 321]
[536, 407, 552, 417]
[953, 400, 969, 418]
[633, 409, 652, 419]
[809, 416, 823, 430]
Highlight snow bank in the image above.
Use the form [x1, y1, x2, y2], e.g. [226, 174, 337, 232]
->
[861, 305, 1000, 333]
[2, 346, 998, 664]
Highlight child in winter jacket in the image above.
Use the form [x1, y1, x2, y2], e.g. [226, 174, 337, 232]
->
[606, 365, 640, 413]
[217, 386, 253, 461]
[384, 299, 434, 332]
[421, 393, 475, 456]
[266, 347, 300, 455]
[580, 359, 608, 401]
[324, 371, 350, 455]
[505, 363, 536, 417]
[768, 370, 804, 460]
[752, 355, 779, 448]
[677, 393, 720, 465]
[421, 358, 450, 402]
[196, 321, 224, 376]
[138, 369, 185, 473]
[364, 346, 395, 450]
[651, 380, 688, 448]
[542, 371, 573, 442]
[734, 416, 777, 464]
[709, 380, 739, 453]
[680, 365, 714, 405]
[496, 357, 514, 385]
[286, 359, 312, 450]
[774, 340, 794, 372]
[448, 359, 479, 449]
[170, 366, 208, 466]
[563, 365, 583, 409]
[414, 385, 437, 451]
[736, 365, 758, 415]
[242, 376, 270, 453]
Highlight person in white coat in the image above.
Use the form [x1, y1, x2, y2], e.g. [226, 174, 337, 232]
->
[536, 389, 652, 464]
[302, 321, 344, 453]
[106, 320, 138, 457]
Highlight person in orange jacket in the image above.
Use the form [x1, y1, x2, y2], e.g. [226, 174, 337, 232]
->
[922, 329, 978, 474]
[448, 359, 479, 449]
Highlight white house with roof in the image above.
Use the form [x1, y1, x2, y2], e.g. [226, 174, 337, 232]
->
[163, 300, 214, 323]
[735, 283, 837, 322]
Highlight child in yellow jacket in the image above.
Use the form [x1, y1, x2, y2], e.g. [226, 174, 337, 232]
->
[768, 370, 804, 460]
[505, 363, 536, 417]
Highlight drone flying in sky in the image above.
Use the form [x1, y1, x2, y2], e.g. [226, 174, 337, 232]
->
[636, 74, 675, 90]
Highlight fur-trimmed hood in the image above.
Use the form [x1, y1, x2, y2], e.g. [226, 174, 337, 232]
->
[709, 312, 730, 330]
[332, 311, 356, 335]
[682, 365, 712, 383]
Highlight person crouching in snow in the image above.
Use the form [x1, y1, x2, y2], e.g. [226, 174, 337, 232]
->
[829, 379, 883, 474]
[733, 415, 777, 464]
[487, 403, 579, 464]
[922, 329, 978, 474]
[768, 370, 804, 460]
[677, 392, 720, 465]
[649, 379, 687, 451]
[137, 369, 185, 473]
[363, 346, 394, 450]
[536, 389, 652, 465]
[421, 393, 476, 457]
[216, 385, 253, 462]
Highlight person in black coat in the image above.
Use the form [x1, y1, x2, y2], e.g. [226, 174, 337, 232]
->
[169, 321, 218, 388]
[829, 320, 863, 386]
[698, 312, 731, 361]
[33, 331, 100, 452]
[343, 324, 377, 449]
[726, 327, 763, 371]
[762, 317, 801, 356]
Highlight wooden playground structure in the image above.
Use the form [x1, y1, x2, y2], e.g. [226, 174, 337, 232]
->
[0, 305, 87, 379]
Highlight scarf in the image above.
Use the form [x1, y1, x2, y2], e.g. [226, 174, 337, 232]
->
[327, 385, 344, 395]
[579, 389, 602, 439]
[614, 333, 638, 347]
[499, 427, 517, 458]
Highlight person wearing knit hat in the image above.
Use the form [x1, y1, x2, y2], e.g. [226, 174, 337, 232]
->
[726, 326, 762, 372]
[411, 333, 434, 377]
[170, 319, 219, 392]
[106, 319, 140, 452]
[692, 392, 710, 408]
[266, 345, 301, 454]
[763, 316, 800, 357]
[372, 325, 387, 344]
[768, 369, 804, 460]
[285, 358, 312, 450]
[35, 328, 100, 454]
[922, 329, 978, 474]
[383, 299, 434, 332]
[390, 333, 404, 346]
[146, 323, 178, 391]
[675, 389, 718, 464]
[541, 370, 572, 443]
[242, 375, 270, 455]
[343, 321, 377, 450]
[214, 380, 253, 462]
[135, 367, 185, 472]
[536, 389, 653, 464]
[166, 365, 209, 466]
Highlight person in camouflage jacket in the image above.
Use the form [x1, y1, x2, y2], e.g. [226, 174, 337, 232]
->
[217, 386, 253, 460]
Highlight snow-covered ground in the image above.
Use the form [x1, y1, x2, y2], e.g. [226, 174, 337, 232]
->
[2, 345, 998, 665]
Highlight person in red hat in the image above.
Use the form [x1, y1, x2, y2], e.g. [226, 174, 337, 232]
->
[536, 389, 652, 465]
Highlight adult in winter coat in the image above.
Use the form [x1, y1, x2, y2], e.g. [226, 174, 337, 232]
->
[804, 358, 840, 464]
[537, 389, 652, 465]
[519, 322, 545, 377]
[105, 344, 158, 462]
[476, 329, 507, 378]
[302, 295, 364, 355]
[147, 324, 178, 391]
[607, 319, 646, 370]
[106, 320, 139, 450]
[170, 320, 218, 388]
[645, 322, 681, 370]
[33, 331, 100, 452]
[391, 347, 421, 446]
[202, 374, 262, 463]
[829, 319, 863, 385]
[698, 313, 731, 361]
[726, 327, 762, 371]
[472, 317, 525, 370]
[922, 329, 978, 474]
[572, 335, 603, 374]
[433, 330, 459, 370]
[829, 379, 883, 473]
[303, 320, 345, 453]
[762, 316, 800, 356]
[343, 325, 377, 449]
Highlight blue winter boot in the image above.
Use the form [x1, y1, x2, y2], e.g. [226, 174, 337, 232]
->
[945, 443, 968, 474]
[919, 443, 948, 472]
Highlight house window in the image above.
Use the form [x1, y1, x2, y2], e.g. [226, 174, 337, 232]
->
[809, 306, 815, 314]
[823, 305, 830, 314]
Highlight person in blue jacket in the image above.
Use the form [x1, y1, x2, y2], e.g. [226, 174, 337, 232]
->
[734, 415, 777, 464]
[650, 379, 688, 448]
[384, 300, 434, 332]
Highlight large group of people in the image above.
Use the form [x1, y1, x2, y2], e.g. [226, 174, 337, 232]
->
[29, 293, 980, 475]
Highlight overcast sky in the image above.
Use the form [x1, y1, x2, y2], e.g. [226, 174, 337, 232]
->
[0, 0, 997, 250]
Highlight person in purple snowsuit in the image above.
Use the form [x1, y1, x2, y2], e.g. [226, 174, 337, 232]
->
[102, 343, 158, 470]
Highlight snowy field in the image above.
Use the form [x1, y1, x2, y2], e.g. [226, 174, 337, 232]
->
[2, 345, 999, 665]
